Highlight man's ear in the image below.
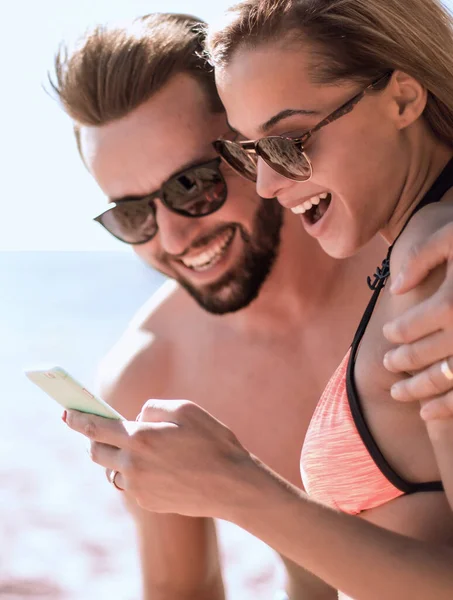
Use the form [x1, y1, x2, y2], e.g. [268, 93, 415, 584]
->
[390, 70, 428, 130]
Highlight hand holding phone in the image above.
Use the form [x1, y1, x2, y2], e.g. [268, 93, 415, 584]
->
[25, 366, 124, 420]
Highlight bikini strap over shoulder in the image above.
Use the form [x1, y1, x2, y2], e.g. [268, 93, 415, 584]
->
[366, 156, 453, 292]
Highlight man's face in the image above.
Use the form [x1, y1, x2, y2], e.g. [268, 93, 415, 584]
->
[80, 74, 283, 314]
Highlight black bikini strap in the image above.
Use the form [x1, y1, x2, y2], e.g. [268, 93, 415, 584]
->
[353, 270, 387, 348]
[346, 158, 453, 497]
[366, 156, 453, 291]
[356, 156, 453, 347]
[404, 156, 453, 224]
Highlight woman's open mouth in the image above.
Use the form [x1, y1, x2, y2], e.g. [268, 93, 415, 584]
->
[291, 192, 332, 226]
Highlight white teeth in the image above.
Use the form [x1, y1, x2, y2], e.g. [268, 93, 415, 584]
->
[291, 205, 306, 214]
[188, 250, 214, 268]
[291, 193, 328, 215]
[181, 229, 234, 271]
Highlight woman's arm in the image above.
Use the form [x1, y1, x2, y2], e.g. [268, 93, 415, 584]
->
[64, 402, 453, 600]
[383, 204, 453, 512]
[422, 412, 453, 511]
[232, 454, 453, 600]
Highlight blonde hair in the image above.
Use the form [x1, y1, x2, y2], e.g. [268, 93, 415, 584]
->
[206, 0, 453, 147]
[50, 13, 223, 152]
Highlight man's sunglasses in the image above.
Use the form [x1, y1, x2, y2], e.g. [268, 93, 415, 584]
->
[213, 72, 393, 183]
[94, 158, 227, 245]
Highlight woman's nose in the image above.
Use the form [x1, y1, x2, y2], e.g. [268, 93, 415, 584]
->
[255, 157, 294, 200]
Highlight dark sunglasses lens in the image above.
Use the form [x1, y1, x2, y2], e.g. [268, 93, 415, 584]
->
[215, 140, 257, 182]
[100, 199, 158, 244]
[257, 137, 311, 181]
[164, 162, 227, 216]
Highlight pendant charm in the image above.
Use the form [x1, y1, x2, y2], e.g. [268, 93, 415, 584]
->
[367, 257, 390, 291]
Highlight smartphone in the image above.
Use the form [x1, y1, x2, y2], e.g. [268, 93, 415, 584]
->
[25, 366, 125, 420]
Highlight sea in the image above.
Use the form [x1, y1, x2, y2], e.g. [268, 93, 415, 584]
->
[0, 251, 283, 599]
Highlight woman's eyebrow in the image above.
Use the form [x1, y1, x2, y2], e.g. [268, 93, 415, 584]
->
[226, 107, 318, 139]
[259, 108, 319, 133]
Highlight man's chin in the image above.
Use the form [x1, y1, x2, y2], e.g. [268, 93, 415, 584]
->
[177, 249, 277, 315]
[152, 199, 283, 315]
[178, 274, 257, 315]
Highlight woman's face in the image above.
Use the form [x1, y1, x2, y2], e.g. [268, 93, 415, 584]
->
[216, 42, 420, 258]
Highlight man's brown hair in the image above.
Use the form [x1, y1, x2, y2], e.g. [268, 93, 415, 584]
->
[51, 13, 223, 150]
[207, 0, 453, 148]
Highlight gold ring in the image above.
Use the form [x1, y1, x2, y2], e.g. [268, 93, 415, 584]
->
[108, 469, 124, 491]
[440, 359, 453, 381]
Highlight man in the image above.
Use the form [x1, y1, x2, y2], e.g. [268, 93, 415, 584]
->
[52, 12, 452, 600]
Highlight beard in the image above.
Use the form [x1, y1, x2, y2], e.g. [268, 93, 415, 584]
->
[176, 200, 284, 315]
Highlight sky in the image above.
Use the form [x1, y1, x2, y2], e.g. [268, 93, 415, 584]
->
[3, 0, 453, 251]
[2, 1, 232, 252]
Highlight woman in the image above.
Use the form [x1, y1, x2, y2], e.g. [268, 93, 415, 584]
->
[208, 0, 453, 589]
[65, 1, 453, 598]
[210, 0, 453, 509]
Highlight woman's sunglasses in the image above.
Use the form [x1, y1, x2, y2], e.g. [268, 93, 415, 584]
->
[213, 72, 392, 183]
[94, 158, 227, 245]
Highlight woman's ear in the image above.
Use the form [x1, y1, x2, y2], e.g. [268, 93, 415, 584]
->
[390, 71, 428, 130]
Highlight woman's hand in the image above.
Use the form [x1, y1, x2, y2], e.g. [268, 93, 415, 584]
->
[65, 399, 253, 518]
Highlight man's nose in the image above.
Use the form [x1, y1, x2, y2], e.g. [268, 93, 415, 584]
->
[154, 201, 199, 256]
[255, 158, 294, 200]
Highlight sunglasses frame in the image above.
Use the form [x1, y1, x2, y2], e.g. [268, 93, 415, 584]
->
[93, 157, 227, 245]
[214, 72, 393, 183]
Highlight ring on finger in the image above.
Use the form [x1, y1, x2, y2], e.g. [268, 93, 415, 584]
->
[108, 469, 124, 491]
[440, 358, 453, 381]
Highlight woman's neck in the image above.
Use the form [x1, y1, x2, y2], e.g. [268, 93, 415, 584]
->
[380, 140, 453, 245]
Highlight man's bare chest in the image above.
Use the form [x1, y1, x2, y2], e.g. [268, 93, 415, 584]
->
[165, 336, 344, 488]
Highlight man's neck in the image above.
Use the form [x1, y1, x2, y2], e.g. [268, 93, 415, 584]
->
[219, 212, 345, 337]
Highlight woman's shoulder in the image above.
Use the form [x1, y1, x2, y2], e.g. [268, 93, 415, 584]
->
[381, 194, 453, 324]
[390, 191, 453, 280]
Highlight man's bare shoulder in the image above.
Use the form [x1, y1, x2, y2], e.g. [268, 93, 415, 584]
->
[96, 279, 202, 419]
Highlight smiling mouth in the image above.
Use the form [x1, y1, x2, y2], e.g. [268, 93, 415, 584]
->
[179, 227, 236, 272]
[291, 192, 332, 226]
